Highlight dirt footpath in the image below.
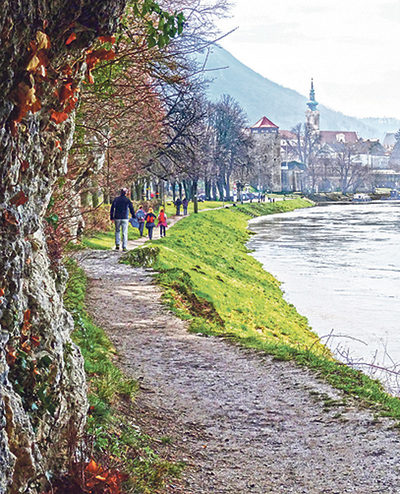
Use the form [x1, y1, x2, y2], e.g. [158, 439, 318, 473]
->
[78, 245, 400, 494]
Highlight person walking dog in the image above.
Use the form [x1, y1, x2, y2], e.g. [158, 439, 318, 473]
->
[110, 188, 135, 251]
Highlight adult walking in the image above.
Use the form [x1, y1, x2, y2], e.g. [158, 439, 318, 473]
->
[182, 197, 189, 215]
[145, 207, 157, 240]
[136, 205, 146, 237]
[157, 208, 168, 237]
[110, 188, 135, 251]
[175, 197, 182, 216]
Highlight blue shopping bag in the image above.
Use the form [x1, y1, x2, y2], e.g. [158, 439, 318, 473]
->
[129, 217, 139, 228]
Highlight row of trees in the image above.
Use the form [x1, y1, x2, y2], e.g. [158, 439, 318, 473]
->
[50, 0, 263, 234]
[50, 0, 312, 241]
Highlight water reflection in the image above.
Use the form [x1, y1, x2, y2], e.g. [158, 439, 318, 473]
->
[248, 202, 400, 393]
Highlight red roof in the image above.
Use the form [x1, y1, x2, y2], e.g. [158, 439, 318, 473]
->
[319, 131, 358, 144]
[279, 130, 297, 139]
[251, 116, 279, 129]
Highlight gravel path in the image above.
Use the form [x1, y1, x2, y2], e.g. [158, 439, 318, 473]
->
[77, 227, 400, 493]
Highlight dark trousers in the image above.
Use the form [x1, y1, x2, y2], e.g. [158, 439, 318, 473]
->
[147, 226, 154, 239]
[160, 225, 166, 237]
[139, 221, 144, 236]
[176, 206, 181, 215]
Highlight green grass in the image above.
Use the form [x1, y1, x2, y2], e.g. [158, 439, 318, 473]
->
[64, 259, 183, 493]
[124, 199, 400, 420]
[163, 199, 230, 216]
[81, 224, 140, 250]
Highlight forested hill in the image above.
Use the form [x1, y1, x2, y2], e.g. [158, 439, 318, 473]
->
[200, 45, 400, 140]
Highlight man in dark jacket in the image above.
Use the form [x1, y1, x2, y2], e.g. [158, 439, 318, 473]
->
[175, 197, 182, 216]
[110, 188, 135, 251]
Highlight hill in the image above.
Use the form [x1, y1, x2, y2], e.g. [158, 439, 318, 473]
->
[200, 46, 400, 140]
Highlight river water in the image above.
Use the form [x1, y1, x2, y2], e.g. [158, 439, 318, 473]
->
[247, 202, 400, 391]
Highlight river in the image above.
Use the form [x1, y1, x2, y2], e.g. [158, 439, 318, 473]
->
[247, 201, 400, 392]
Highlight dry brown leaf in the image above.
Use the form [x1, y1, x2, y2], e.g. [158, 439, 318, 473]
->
[36, 31, 50, 50]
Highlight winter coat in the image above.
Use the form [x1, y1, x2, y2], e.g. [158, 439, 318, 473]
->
[157, 211, 168, 227]
[110, 195, 135, 220]
[136, 209, 146, 222]
[145, 212, 157, 228]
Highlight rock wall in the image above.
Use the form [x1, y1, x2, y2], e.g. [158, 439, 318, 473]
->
[0, 1, 125, 492]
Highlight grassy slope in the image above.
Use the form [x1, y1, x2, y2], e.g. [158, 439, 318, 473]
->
[125, 199, 400, 420]
[154, 200, 323, 352]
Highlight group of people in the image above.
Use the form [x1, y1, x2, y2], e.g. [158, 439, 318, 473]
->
[109, 188, 169, 251]
[174, 197, 189, 216]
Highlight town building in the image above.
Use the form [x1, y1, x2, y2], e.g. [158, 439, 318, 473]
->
[280, 80, 393, 193]
[249, 116, 282, 192]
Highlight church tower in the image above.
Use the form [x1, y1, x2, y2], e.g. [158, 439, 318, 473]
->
[305, 78, 320, 132]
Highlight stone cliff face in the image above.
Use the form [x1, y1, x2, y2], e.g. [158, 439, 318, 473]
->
[0, 1, 125, 492]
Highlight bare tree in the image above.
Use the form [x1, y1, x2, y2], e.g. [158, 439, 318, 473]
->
[288, 123, 324, 191]
[332, 142, 370, 193]
[209, 94, 252, 200]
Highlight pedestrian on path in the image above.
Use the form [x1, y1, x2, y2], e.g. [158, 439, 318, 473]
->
[175, 197, 182, 216]
[145, 208, 157, 240]
[182, 197, 189, 215]
[110, 188, 135, 251]
[157, 208, 168, 237]
[136, 205, 146, 237]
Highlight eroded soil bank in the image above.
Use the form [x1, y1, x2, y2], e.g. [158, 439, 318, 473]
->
[78, 249, 400, 493]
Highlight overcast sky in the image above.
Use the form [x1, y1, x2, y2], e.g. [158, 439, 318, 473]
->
[215, 0, 400, 119]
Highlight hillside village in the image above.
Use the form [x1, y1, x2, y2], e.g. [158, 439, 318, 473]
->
[249, 80, 400, 194]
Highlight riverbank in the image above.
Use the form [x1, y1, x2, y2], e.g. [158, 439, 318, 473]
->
[122, 199, 400, 418]
[76, 199, 400, 492]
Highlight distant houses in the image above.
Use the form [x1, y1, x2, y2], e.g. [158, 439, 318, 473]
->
[249, 80, 400, 193]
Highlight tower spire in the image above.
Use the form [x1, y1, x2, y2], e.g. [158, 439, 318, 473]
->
[307, 78, 318, 111]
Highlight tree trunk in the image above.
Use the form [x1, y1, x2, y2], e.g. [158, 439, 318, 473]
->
[217, 177, 225, 201]
[178, 182, 183, 199]
[171, 181, 176, 201]
[205, 177, 211, 200]
[212, 180, 218, 201]
[0, 1, 125, 491]
[183, 179, 190, 200]
[225, 172, 231, 201]
[192, 180, 199, 213]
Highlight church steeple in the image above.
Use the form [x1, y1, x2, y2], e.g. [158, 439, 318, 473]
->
[307, 78, 319, 112]
[305, 78, 320, 132]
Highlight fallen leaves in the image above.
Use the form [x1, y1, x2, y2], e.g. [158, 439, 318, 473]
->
[21, 309, 31, 335]
[3, 210, 19, 225]
[51, 110, 69, 124]
[10, 190, 28, 207]
[6, 346, 17, 366]
[86, 48, 116, 84]
[66, 32, 77, 45]
[99, 35, 116, 44]
[13, 82, 41, 123]
[36, 30, 51, 51]
[20, 160, 29, 173]
[85, 459, 129, 493]
[11, 30, 51, 132]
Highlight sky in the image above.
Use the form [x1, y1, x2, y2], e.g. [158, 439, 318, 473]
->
[215, 0, 400, 119]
